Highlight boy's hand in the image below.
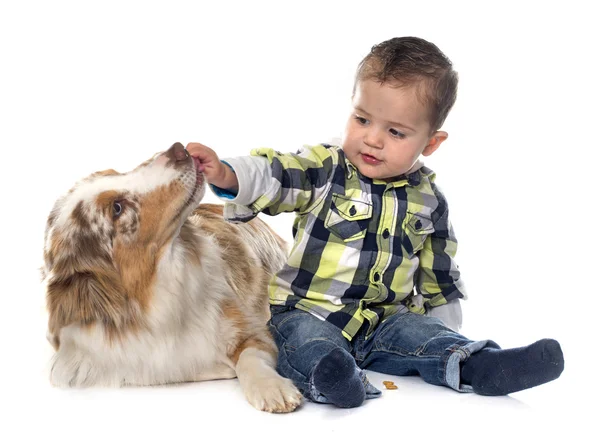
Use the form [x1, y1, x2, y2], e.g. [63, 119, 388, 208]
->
[186, 142, 238, 191]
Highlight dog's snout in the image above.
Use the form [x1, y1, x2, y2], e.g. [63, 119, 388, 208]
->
[166, 142, 190, 163]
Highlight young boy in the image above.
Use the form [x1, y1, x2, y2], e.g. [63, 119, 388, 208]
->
[186, 37, 564, 408]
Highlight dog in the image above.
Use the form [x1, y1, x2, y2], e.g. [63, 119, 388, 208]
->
[42, 142, 302, 413]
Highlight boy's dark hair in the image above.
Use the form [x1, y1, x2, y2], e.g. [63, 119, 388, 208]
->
[354, 36, 458, 132]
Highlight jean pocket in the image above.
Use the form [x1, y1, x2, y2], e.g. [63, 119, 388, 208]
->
[325, 194, 372, 241]
[270, 304, 291, 316]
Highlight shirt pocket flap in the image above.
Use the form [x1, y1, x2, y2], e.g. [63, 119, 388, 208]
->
[407, 213, 434, 235]
[325, 194, 373, 241]
[330, 194, 373, 222]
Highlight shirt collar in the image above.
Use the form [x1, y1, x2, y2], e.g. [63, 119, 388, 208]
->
[331, 142, 426, 186]
[405, 160, 424, 187]
[345, 160, 357, 179]
[381, 168, 422, 187]
[344, 156, 424, 187]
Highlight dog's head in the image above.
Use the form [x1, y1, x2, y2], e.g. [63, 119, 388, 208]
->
[43, 142, 205, 347]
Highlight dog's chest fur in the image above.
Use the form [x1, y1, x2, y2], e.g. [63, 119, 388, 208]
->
[51, 223, 248, 387]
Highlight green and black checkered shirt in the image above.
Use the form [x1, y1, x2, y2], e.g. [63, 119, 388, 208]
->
[221, 144, 465, 340]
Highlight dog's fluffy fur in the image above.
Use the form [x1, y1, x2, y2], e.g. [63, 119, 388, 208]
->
[42, 143, 302, 413]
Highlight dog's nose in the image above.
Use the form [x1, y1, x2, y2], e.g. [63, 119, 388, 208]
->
[166, 142, 190, 163]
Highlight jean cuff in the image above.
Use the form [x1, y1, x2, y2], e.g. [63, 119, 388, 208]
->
[360, 369, 382, 399]
[441, 339, 500, 392]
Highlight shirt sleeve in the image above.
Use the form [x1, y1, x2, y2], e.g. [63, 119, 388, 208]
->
[426, 298, 463, 331]
[414, 186, 466, 309]
[220, 145, 337, 222]
[209, 156, 273, 205]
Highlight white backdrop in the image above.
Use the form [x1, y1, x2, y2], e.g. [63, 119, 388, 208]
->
[1, 1, 598, 436]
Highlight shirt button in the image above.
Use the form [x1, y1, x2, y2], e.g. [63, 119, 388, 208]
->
[382, 229, 390, 239]
[349, 205, 357, 216]
[415, 220, 422, 230]
[373, 272, 380, 282]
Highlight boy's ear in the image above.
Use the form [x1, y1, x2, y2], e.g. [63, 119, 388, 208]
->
[422, 131, 448, 156]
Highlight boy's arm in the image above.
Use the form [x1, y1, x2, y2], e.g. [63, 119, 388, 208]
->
[216, 145, 337, 221]
[208, 155, 273, 205]
[412, 191, 466, 330]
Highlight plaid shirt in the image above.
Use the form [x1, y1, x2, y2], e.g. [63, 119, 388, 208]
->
[221, 144, 465, 340]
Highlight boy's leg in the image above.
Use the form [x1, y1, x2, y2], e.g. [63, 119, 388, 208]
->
[360, 311, 492, 391]
[268, 307, 380, 407]
[360, 311, 563, 395]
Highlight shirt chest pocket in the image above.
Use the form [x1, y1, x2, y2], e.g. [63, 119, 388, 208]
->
[402, 212, 435, 253]
[325, 194, 373, 242]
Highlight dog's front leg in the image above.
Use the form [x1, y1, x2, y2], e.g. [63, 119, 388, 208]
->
[235, 346, 303, 413]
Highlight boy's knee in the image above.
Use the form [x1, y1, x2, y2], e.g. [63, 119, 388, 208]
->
[376, 311, 458, 354]
[269, 308, 349, 351]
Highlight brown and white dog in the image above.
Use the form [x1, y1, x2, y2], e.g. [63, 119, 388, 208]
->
[42, 142, 302, 413]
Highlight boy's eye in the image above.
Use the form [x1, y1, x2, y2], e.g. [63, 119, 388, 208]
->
[354, 115, 369, 125]
[389, 128, 406, 139]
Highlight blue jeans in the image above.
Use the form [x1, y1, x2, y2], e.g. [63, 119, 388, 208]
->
[268, 307, 499, 404]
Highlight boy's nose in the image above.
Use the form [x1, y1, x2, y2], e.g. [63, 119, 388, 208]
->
[363, 130, 383, 149]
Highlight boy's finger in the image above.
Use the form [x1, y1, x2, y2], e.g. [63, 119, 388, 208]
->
[185, 142, 207, 157]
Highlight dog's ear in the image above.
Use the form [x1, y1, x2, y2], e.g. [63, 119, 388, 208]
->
[92, 169, 120, 177]
[46, 268, 127, 342]
[80, 168, 121, 184]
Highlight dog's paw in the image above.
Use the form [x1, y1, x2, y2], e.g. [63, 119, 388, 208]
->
[50, 355, 89, 387]
[50, 352, 103, 387]
[243, 375, 303, 413]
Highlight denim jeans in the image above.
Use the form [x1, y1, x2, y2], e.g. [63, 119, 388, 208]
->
[268, 307, 499, 404]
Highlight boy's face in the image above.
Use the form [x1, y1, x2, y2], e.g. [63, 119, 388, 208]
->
[342, 80, 448, 181]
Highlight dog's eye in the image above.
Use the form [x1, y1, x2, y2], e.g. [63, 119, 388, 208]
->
[113, 201, 123, 218]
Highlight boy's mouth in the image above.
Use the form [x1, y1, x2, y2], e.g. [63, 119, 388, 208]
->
[360, 153, 382, 165]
